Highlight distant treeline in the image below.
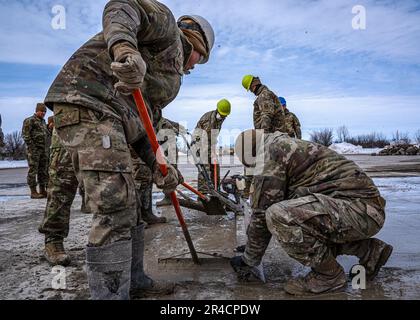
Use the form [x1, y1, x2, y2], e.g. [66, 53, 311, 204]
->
[310, 126, 420, 148]
[0, 131, 26, 160]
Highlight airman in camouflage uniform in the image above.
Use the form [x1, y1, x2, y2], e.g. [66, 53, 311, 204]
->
[44, 0, 214, 300]
[231, 130, 393, 295]
[278, 97, 301, 139]
[283, 108, 301, 139]
[38, 129, 77, 266]
[192, 109, 226, 193]
[131, 117, 183, 216]
[155, 117, 184, 207]
[245, 77, 285, 133]
[22, 103, 50, 199]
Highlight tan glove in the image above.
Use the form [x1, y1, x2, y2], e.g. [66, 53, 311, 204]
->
[152, 162, 184, 194]
[110, 42, 147, 95]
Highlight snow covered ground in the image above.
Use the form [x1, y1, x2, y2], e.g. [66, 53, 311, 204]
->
[0, 160, 28, 169]
[330, 142, 383, 155]
[0, 143, 382, 170]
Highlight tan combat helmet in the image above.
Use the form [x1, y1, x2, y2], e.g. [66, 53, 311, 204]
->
[178, 15, 215, 64]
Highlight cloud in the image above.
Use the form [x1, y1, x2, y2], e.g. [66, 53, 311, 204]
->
[0, 96, 53, 134]
[0, 1, 419, 139]
[0, 0, 107, 65]
[1, 0, 419, 66]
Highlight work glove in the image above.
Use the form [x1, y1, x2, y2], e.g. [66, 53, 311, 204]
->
[152, 162, 184, 194]
[111, 42, 147, 95]
[230, 256, 254, 281]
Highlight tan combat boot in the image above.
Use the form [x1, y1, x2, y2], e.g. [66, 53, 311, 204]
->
[285, 257, 347, 296]
[334, 238, 393, 281]
[39, 185, 48, 198]
[360, 238, 393, 281]
[30, 186, 44, 199]
[44, 242, 71, 266]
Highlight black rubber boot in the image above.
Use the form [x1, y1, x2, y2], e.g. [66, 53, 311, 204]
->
[130, 224, 175, 299]
[86, 241, 132, 300]
[141, 187, 166, 225]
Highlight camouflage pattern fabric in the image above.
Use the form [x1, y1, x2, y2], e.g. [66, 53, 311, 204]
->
[44, 0, 191, 144]
[192, 110, 225, 193]
[243, 132, 386, 268]
[130, 116, 181, 217]
[22, 114, 50, 187]
[283, 108, 302, 139]
[44, 0, 195, 248]
[39, 129, 78, 243]
[54, 103, 137, 247]
[156, 117, 181, 166]
[130, 146, 153, 216]
[253, 85, 285, 133]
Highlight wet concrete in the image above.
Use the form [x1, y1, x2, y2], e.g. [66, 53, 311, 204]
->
[0, 155, 419, 300]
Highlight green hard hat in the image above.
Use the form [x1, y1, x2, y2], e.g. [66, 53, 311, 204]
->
[217, 99, 231, 116]
[242, 75, 255, 91]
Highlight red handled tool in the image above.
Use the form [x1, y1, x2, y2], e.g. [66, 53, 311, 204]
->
[181, 182, 208, 202]
[214, 159, 218, 191]
[133, 89, 200, 265]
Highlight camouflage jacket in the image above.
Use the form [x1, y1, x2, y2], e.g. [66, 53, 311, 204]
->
[45, 0, 192, 144]
[253, 85, 285, 133]
[283, 108, 302, 139]
[192, 110, 225, 154]
[251, 132, 383, 213]
[22, 114, 50, 149]
[243, 132, 385, 266]
[50, 128, 62, 150]
[156, 117, 185, 136]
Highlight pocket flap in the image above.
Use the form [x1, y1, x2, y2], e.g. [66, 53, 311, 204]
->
[78, 148, 132, 173]
[54, 105, 80, 129]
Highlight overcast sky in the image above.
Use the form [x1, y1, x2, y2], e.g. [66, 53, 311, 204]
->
[0, 0, 419, 141]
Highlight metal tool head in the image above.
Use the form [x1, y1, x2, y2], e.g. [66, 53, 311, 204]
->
[201, 196, 227, 216]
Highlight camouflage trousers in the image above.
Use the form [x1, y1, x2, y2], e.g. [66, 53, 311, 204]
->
[132, 158, 153, 217]
[53, 103, 139, 247]
[26, 146, 49, 188]
[39, 146, 78, 243]
[245, 194, 385, 268]
[198, 163, 220, 194]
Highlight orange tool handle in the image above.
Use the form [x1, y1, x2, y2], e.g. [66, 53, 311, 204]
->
[132, 89, 200, 265]
[182, 182, 208, 202]
[214, 159, 218, 191]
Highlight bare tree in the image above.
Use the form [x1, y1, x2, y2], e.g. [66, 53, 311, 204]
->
[414, 130, 420, 145]
[310, 128, 334, 147]
[336, 125, 350, 143]
[3, 131, 26, 160]
[392, 130, 410, 145]
[346, 132, 389, 148]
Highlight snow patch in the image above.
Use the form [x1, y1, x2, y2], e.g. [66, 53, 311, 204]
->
[0, 160, 28, 169]
[329, 142, 383, 155]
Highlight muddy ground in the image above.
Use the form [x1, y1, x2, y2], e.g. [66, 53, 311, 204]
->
[0, 155, 420, 300]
